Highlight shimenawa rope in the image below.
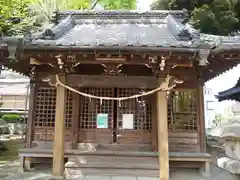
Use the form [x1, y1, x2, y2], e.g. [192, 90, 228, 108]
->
[52, 74, 175, 104]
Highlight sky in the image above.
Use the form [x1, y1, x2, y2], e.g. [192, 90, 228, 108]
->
[137, 0, 155, 10]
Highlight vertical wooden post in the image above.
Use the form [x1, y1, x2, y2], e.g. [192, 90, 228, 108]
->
[151, 94, 158, 151]
[157, 90, 169, 180]
[21, 80, 36, 171]
[198, 85, 206, 152]
[52, 75, 66, 179]
[26, 80, 36, 148]
[71, 92, 80, 149]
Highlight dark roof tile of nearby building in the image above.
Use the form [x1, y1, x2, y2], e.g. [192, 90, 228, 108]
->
[216, 77, 240, 102]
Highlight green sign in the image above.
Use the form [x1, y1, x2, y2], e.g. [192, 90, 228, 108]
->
[96, 114, 108, 128]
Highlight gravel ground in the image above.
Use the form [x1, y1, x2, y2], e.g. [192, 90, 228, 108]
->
[0, 159, 239, 180]
[0, 137, 239, 180]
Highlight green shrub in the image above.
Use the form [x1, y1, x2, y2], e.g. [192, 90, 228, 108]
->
[2, 114, 21, 123]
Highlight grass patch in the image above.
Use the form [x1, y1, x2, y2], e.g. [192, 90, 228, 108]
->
[0, 139, 25, 164]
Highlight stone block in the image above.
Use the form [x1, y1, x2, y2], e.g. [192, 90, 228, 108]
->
[217, 156, 240, 174]
[224, 140, 240, 161]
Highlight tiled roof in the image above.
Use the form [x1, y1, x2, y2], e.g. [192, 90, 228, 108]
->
[2, 10, 240, 51]
[28, 10, 207, 48]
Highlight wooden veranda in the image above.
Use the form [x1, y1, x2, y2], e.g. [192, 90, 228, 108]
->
[1, 10, 240, 180]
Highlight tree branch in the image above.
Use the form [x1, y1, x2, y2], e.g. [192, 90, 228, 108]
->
[91, 0, 101, 10]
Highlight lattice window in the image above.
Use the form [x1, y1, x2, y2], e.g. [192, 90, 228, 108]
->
[34, 86, 73, 127]
[65, 89, 73, 128]
[168, 90, 198, 132]
[79, 88, 113, 129]
[118, 88, 152, 131]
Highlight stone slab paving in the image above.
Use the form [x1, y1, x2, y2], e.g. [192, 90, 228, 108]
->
[0, 160, 240, 180]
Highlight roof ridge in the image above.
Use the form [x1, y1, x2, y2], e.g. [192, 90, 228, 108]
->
[56, 10, 188, 22]
[58, 9, 187, 14]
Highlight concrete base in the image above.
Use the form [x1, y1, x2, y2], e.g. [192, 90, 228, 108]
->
[217, 157, 240, 174]
[199, 161, 211, 178]
[48, 175, 66, 180]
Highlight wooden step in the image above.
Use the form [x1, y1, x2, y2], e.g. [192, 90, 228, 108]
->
[65, 167, 159, 177]
[65, 155, 159, 170]
[94, 144, 153, 152]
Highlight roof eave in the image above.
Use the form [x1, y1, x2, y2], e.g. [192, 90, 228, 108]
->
[216, 86, 240, 102]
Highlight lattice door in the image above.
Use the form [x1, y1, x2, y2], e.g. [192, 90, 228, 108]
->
[33, 85, 73, 141]
[117, 88, 152, 144]
[79, 88, 114, 144]
[168, 90, 198, 132]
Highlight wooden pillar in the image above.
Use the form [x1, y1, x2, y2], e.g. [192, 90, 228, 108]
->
[198, 85, 206, 152]
[71, 93, 80, 149]
[26, 80, 36, 148]
[157, 90, 169, 180]
[151, 94, 158, 151]
[21, 80, 37, 171]
[52, 75, 66, 179]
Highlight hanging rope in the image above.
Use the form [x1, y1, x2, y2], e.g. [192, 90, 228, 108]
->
[52, 74, 177, 101]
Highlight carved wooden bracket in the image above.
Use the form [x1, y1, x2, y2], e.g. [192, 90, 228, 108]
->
[146, 56, 159, 75]
[146, 54, 172, 76]
[55, 54, 64, 69]
[101, 64, 123, 76]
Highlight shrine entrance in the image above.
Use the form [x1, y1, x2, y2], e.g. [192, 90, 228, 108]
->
[79, 87, 152, 145]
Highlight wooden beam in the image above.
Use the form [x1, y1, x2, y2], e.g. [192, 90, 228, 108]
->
[38, 74, 160, 89]
[68, 75, 160, 88]
[26, 81, 36, 148]
[52, 75, 66, 179]
[20, 50, 195, 65]
[198, 85, 206, 152]
[71, 92, 80, 149]
[157, 90, 169, 180]
[37, 74, 198, 90]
